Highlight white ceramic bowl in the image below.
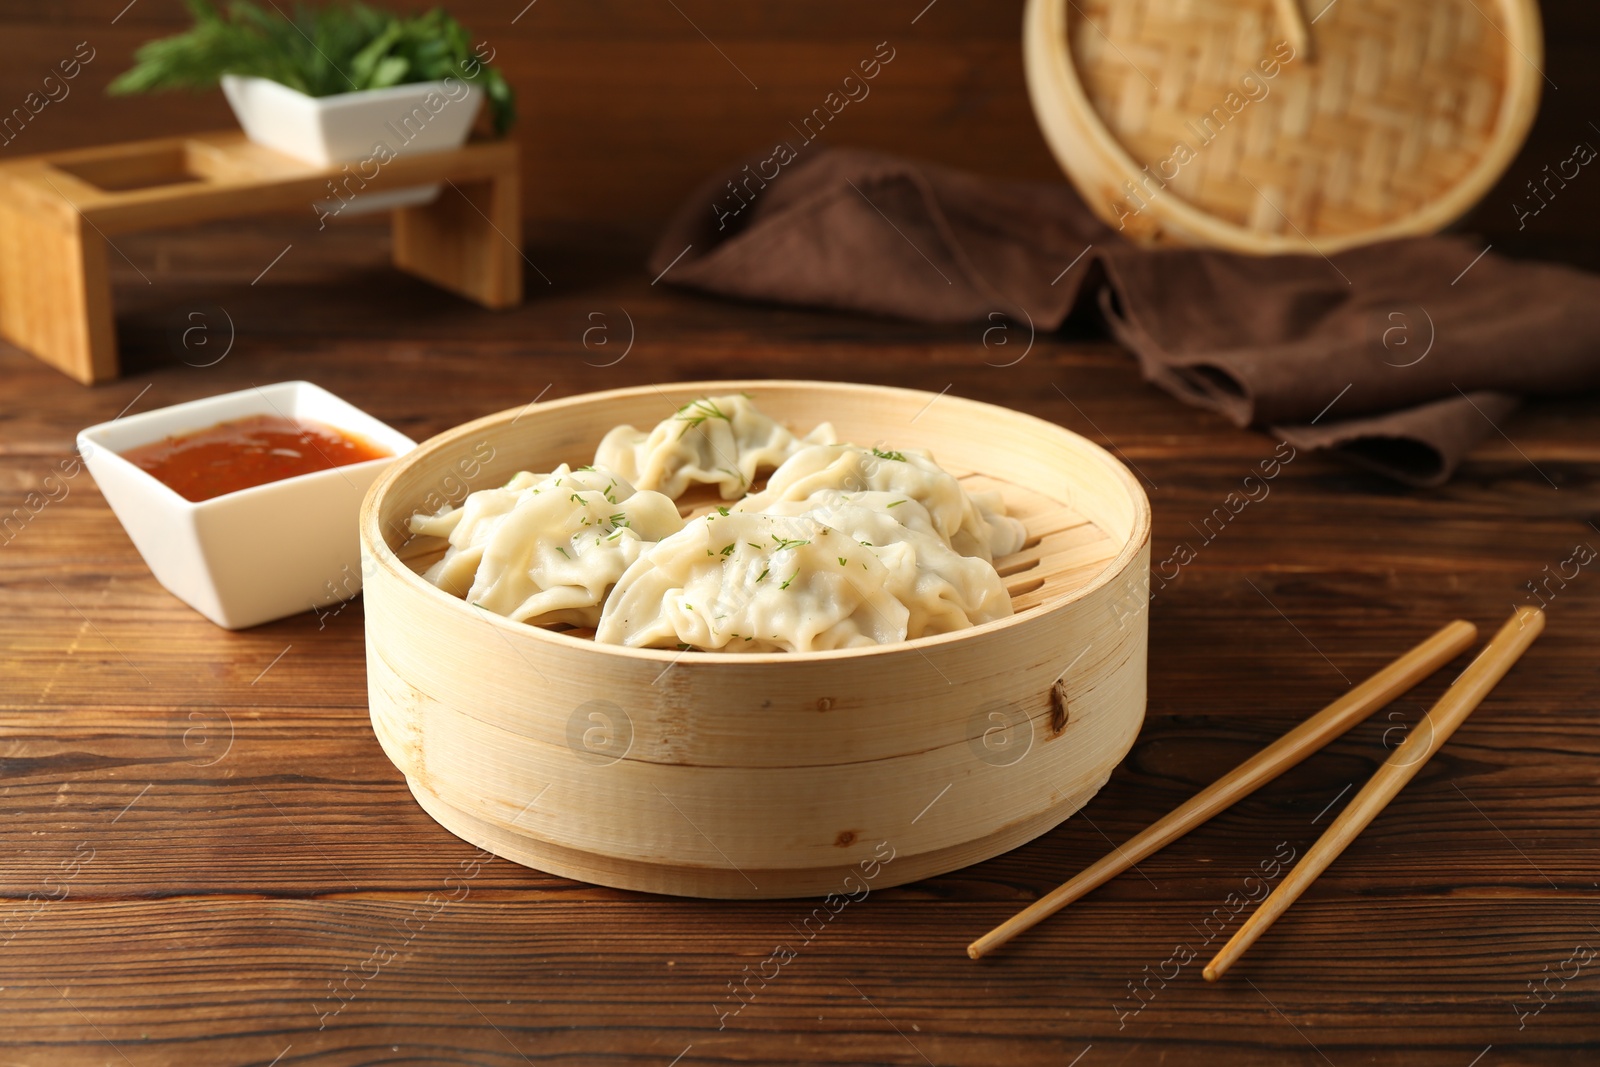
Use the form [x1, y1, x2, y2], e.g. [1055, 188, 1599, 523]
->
[78, 381, 415, 630]
[220, 74, 484, 214]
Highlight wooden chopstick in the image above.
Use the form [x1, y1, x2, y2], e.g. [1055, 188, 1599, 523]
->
[967, 618, 1479, 960]
[1203, 606, 1545, 981]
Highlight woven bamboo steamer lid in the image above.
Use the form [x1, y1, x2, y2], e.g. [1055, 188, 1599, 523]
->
[1023, 0, 1543, 254]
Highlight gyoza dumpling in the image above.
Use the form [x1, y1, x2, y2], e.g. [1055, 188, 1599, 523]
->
[594, 394, 837, 500]
[798, 501, 1014, 636]
[743, 489, 947, 544]
[735, 444, 1027, 562]
[408, 464, 684, 626]
[408, 468, 548, 543]
[594, 506, 1012, 653]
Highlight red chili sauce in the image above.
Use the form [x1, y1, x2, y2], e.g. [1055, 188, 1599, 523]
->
[122, 414, 390, 502]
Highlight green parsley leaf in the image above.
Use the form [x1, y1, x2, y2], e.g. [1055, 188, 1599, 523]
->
[674, 397, 731, 429]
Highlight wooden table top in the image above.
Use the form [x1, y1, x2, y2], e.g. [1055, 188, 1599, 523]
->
[2, 221, 1596, 1066]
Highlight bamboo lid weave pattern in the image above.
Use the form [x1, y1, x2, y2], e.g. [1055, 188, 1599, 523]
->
[1023, 0, 1543, 254]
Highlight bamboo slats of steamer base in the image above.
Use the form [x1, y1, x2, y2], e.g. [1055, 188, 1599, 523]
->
[360, 381, 1152, 898]
[1023, 0, 1543, 253]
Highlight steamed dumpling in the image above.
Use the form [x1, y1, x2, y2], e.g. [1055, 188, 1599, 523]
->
[735, 444, 1027, 562]
[408, 465, 684, 626]
[594, 506, 1011, 653]
[594, 394, 837, 500]
[743, 490, 948, 544]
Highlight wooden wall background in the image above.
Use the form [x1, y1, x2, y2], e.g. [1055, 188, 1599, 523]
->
[0, 0, 1595, 267]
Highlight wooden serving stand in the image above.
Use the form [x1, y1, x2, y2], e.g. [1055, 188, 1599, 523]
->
[0, 131, 521, 384]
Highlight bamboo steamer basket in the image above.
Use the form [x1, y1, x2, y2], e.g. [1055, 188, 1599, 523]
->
[1023, 0, 1543, 253]
[361, 381, 1151, 898]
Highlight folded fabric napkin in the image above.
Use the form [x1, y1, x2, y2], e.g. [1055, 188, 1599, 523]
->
[649, 147, 1600, 485]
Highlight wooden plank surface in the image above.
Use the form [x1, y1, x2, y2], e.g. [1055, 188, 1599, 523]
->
[0, 213, 1596, 1065]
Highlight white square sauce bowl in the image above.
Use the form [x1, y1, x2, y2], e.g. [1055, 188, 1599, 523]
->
[77, 381, 416, 629]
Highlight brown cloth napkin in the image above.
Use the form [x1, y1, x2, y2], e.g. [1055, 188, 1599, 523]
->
[648, 147, 1600, 485]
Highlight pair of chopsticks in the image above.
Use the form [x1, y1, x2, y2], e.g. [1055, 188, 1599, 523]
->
[968, 607, 1545, 974]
